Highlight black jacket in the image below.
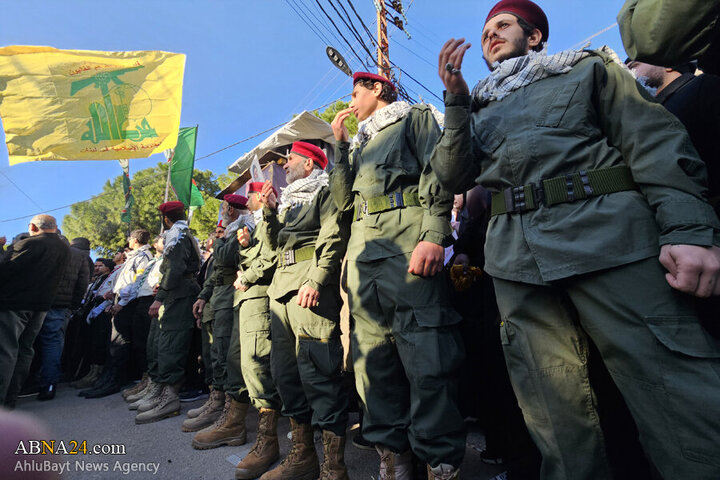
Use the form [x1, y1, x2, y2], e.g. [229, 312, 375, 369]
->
[656, 73, 720, 210]
[51, 245, 91, 309]
[0, 232, 70, 311]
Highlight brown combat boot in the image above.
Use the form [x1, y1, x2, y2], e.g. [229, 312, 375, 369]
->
[318, 430, 348, 480]
[135, 382, 182, 424]
[182, 389, 225, 432]
[426, 463, 460, 479]
[377, 445, 413, 480]
[122, 372, 149, 400]
[259, 419, 319, 480]
[234, 408, 280, 479]
[187, 386, 219, 419]
[191, 393, 248, 449]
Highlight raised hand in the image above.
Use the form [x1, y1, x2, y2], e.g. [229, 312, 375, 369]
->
[259, 180, 277, 210]
[237, 226, 251, 248]
[439, 38, 472, 95]
[331, 108, 353, 142]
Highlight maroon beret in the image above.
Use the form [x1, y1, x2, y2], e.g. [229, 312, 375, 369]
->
[290, 141, 328, 170]
[224, 194, 248, 209]
[353, 71, 397, 92]
[247, 182, 277, 198]
[158, 201, 185, 214]
[486, 0, 549, 43]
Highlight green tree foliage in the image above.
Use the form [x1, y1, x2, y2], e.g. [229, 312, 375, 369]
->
[313, 101, 358, 137]
[62, 163, 228, 255]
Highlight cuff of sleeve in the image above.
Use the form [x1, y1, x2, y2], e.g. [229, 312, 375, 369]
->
[443, 92, 471, 130]
[657, 201, 720, 247]
[155, 290, 167, 303]
[242, 270, 259, 285]
[306, 266, 329, 289]
[263, 205, 277, 219]
[420, 214, 453, 246]
[335, 141, 351, 161]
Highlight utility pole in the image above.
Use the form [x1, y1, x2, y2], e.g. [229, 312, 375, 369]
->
[375, 0, 391, 79]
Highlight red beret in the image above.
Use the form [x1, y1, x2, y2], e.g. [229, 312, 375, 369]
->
[290, 141, 328, 170]
[224, 194, 248, 209]
[158, 201, 185, 214]
[353, 72, 396, 92]
[247, 182, 277, 198]
[486, 0, 549, 43]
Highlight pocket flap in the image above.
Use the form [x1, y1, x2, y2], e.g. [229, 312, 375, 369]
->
[646, 316, 720, 358]
[413, 304, 462, 328]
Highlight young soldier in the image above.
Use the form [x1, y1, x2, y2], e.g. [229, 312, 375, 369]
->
[190, 194, 255, 449]
[257, 141, 350, 480]
[432, 1, 720, 479]
[331, 73, 465, 479]
[232, 182, 283, 480]
[136, 201, 201, 424]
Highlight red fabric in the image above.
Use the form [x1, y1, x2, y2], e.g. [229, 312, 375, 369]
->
[352, 71, 397, 92]
[158, 201, 185, 214]
[223, 194, 248, 208]
[290, 141, 328, 169]
[485, 0, 549, 42]
[247, 182, 277, 198]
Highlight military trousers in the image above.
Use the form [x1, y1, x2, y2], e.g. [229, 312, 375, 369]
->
[157, 295, 195, 385]
[237, 296, 280, 410]
[224, 305, 249, 403]
[493, 256, 720, 480]
[146, 315, 160, 382]
[346, 254, 466, 468]
[210, 304, 234, 392]
[269, 286, 348, 435]
[0, 310, 47, 407]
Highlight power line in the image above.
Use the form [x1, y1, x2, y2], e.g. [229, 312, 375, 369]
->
[285, 0, 335, 47]
[314, 0, 371, 69]
[391, 60, 442, 102]
[0, 170, 44, 211]
[325, 0, 378, 66]
[1, 95, 351, 224]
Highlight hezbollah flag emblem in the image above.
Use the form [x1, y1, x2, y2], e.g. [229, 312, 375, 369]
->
[0, 46, 185, 165]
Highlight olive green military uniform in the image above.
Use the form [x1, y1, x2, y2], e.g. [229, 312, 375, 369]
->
[233, 220, 281, 411]
[431, 52, 720, 480]
[155, 221, 201, 385]
[618, 0, 720, 75]
[261, 186, 349, 436]
[331, 103, 466, 468]
[198, 222, 251, 403]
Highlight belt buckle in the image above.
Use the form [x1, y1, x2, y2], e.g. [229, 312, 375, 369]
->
[283, 250, 295, 266]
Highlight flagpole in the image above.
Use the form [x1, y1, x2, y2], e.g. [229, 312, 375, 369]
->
[162, 152, 172, 233]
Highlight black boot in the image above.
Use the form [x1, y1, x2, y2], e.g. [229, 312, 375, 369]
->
[37, 384, 57, 401]
[79, 366, 117, 397]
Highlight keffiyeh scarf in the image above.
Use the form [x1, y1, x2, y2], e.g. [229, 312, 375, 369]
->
[351, 101, 413, 149]
[224, 213, 256, 238]
[163, 220, 202, 269]
[472, 46, 589, 106]
[278, 169, 329, 215]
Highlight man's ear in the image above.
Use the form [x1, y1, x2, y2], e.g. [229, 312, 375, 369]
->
[528, 28, 543, 49]
[373, 81, 384, 98]
[28, 223, 39, 234]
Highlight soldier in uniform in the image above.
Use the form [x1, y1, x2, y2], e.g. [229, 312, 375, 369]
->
[433, 1, 720, 478]
[135, 201, 201, 424]
[232, 182, 283, 480]
[189, 194, 255, 449]
[331, 73, 465, 479]
[257, 141, 350, 480]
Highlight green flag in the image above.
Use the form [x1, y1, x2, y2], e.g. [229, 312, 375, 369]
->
[119, 159, 134, 223]
[166, 126, 203, 208]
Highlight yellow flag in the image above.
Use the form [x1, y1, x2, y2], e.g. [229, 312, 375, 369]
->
[0, 46, 185, 165]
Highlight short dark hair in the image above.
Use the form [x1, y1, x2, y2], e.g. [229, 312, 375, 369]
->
[516, 15, 544, 52]
[129, 229, 150, 245]
[163, 209, 186, 223]
[355, 79, 398, 103]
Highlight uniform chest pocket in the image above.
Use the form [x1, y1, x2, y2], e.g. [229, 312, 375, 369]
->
[474, 119, 505, 155]
[536, 81, 580, 128]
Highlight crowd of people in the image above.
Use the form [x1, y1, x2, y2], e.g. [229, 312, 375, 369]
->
[1, 0, 720, 479]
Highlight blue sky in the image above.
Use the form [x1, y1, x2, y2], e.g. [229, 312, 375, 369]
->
[0, 0, 627, 242]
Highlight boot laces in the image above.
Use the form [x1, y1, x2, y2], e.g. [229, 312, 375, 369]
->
[212, 398, 231, 428]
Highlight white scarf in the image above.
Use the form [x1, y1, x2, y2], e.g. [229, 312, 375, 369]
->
[163, 220, 202, 269]
[472, 45, 589, 106]
[278, 169, 329, 215]
[224, 212, 256, 238]
[351, 101, 413, 150]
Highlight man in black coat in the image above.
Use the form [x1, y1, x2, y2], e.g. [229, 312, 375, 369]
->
[0, 214, 69, 408]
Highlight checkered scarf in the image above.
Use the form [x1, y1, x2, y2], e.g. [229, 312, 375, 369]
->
[278, 169, 329, 215]
[472, 46, 589, 105]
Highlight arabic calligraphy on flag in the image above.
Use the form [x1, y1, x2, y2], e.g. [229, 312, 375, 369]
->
[0, 46, 185, 165]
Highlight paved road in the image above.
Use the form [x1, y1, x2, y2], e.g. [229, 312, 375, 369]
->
[9, 384, 506, 479]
